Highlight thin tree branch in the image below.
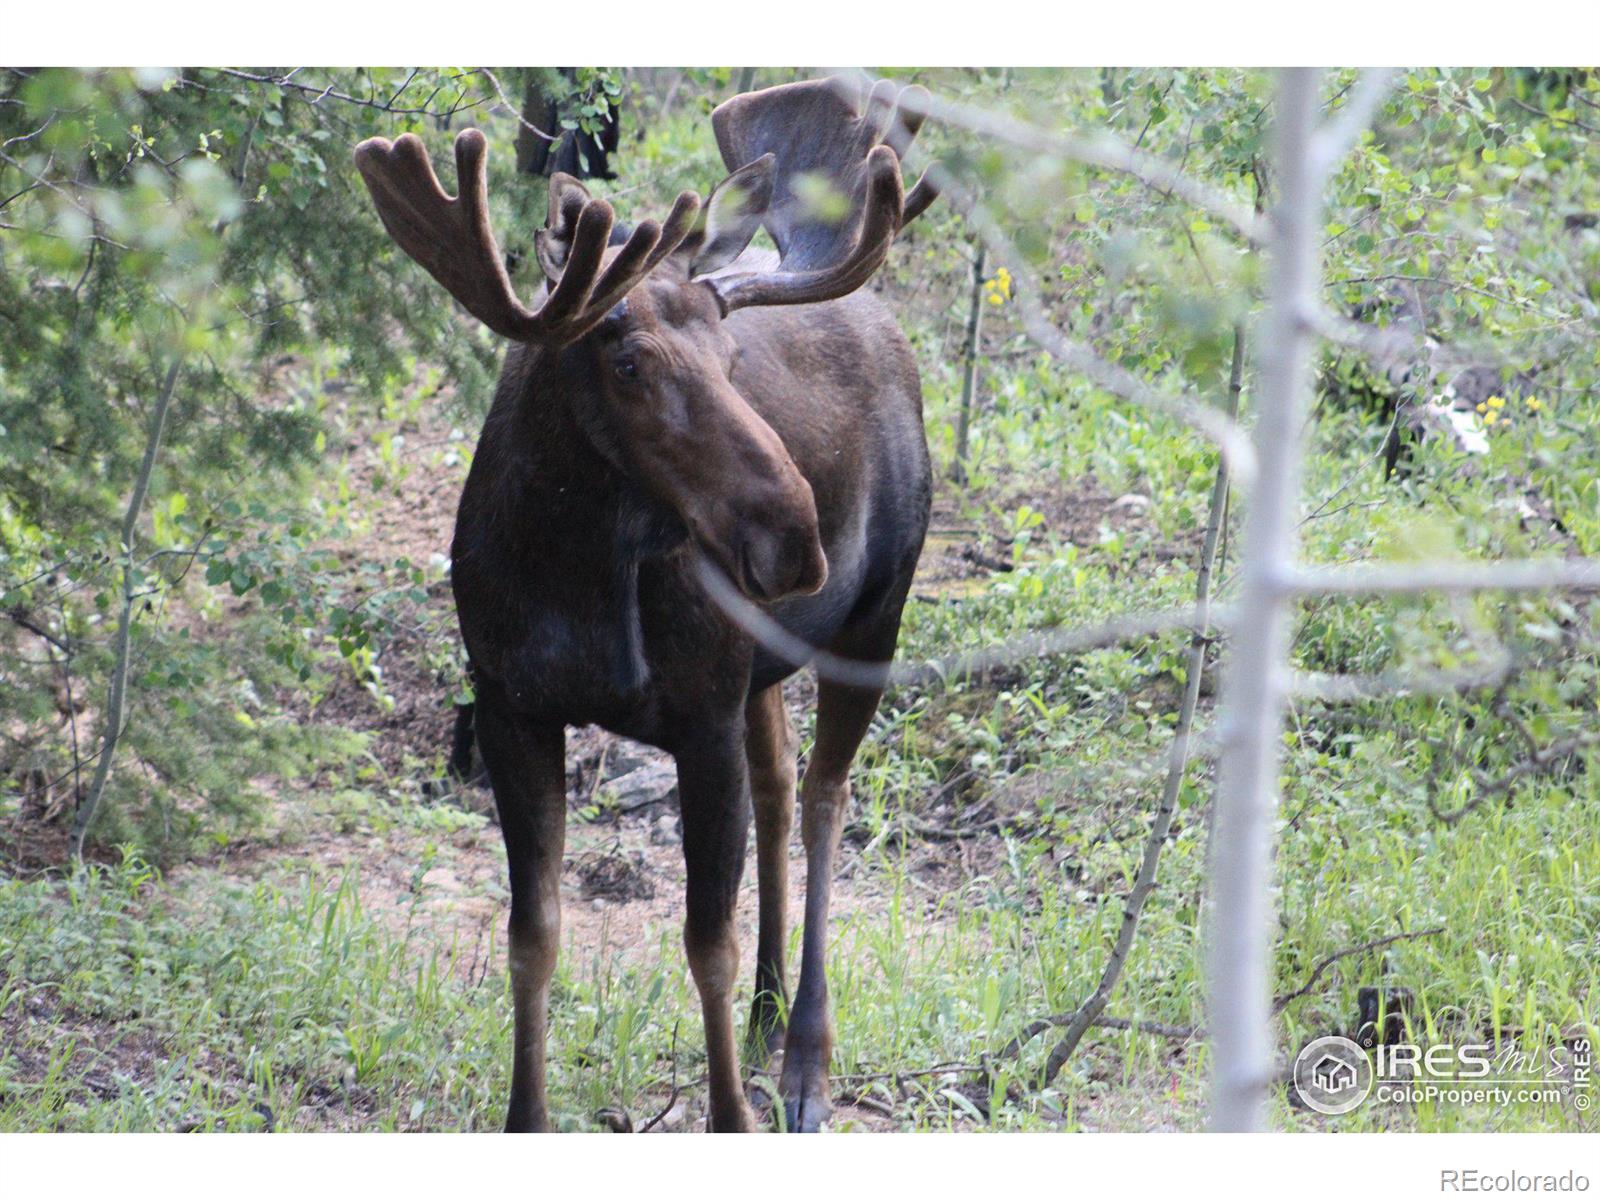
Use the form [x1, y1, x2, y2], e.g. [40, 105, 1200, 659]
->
[0, 113, 54, 151]
[1427, 730, 1600, 826]
[638, 1019, 682, 1133]
[693, 553, 1223, 692]
[1292, 658, 1516, 702]
[480, 68, 558, 143]
[5, 607, 70, 653]
[951, 239, 986, 483]
[211, 68, 489, 119]
[1506, 95, 1600, 136]
[994, 1013, 1199, 1065]
[1030, 322, 1245, 1090]
[68, 356, 182, 861]
[57, 597, 83, 807]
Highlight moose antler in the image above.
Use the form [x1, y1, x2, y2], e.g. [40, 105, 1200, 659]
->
[354, 129, 700, 343]
[703, 77, 938, 314]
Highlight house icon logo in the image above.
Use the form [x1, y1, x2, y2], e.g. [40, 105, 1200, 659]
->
[1313, 1053, 1358, 1093]
[1293, 1035, 1373, 1116]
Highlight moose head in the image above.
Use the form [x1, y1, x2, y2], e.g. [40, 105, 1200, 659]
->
[353, 78, 934, 604]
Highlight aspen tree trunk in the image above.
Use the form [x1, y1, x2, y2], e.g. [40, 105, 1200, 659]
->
[1205, 68, 1324, 1132]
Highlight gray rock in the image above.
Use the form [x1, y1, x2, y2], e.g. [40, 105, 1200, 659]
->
[605, 759, 678, 810]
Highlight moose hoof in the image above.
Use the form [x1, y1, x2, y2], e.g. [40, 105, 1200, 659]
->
[709, 1101, 759, 1132]
[504, 1111, 550, 1133]
[782, 1090, 832, 1133]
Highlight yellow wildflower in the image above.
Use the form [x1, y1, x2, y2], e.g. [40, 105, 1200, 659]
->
[982, 266, 1013, 306]
[1483, 412, 1499, 426]
[1486, 395, 1506, 409]
[1476, 402, 1488, 413]
[1525, 396, 1543, 411]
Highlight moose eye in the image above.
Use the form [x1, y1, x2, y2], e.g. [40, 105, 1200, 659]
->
[613, 357, 638, 382]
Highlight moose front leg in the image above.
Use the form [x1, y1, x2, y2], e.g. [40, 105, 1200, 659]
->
[675, 727, 759, 1132]
[782, 676, 885, 1132]
[473, 691, 567, 1133]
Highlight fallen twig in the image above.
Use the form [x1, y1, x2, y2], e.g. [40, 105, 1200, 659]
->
[1271, 926, 1445, 1014]
[638, 1021, 683, 1133]
[1427, 730, 1600, 826]
[994, 1013, 1199, 1066]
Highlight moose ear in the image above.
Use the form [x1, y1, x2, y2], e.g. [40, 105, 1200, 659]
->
[535, 173, 595, 282]
[684, 154, 774, 278]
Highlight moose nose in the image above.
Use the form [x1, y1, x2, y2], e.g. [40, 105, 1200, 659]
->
[738, 520, 828, 602]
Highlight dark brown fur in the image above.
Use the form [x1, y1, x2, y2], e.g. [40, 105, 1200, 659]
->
[354, 79, 935, 1132]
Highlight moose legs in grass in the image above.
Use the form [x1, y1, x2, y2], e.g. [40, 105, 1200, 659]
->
[481, 661, 902, 1133]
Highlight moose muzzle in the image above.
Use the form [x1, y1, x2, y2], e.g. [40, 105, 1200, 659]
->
[732, 485, 829, 602]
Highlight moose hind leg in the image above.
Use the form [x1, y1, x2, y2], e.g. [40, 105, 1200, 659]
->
[744, 683, 797, 1065]
[447, 700, 478, 782]
[781, 675, 885, 1132]
[474, 691, 567, 1132]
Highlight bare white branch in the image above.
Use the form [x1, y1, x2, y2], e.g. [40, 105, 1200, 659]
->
[1313, 304, 1568, 379]
[1292, 659, 1515, 703]
[1311, 69, 1398, 176]
[693, 555, 896, 689]
[692, 555, 1221, 691]
[835, 70, 1269, 246]
[906, 604, 1225, 687]
[1291, 558, 1600, 596]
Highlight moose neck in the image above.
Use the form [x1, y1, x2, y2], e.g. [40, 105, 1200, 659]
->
[452, 343, 686, 709]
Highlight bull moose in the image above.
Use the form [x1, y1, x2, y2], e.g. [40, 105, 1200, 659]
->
[353, 77, 937, 1132]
